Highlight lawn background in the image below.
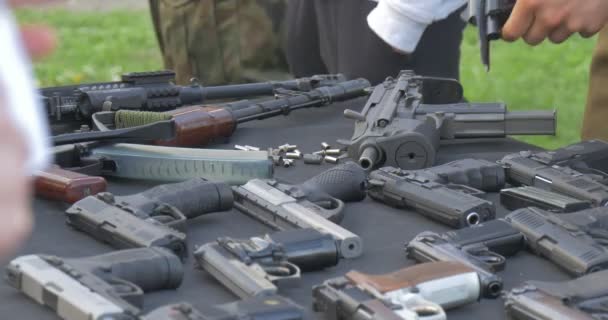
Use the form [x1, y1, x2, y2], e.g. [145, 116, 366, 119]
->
[16, 9, 597, 149]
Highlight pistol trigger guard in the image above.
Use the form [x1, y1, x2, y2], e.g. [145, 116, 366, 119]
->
[106, 277, 144, 308]
[265, 262, 301, 285]
[152, 204, 187, 231]
[302, 198, 345, 224]
[465, 245, 506, 271]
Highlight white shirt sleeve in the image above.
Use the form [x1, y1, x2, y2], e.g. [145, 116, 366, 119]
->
[0, 2, 51, 174]
[367, 0, 468, 53]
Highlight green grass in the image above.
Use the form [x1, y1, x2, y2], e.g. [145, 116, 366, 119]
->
[16, 9, 162, 86]
[460, 28, 596, 149]
[17, 8, 597, 149]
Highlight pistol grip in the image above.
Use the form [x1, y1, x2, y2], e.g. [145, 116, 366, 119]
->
[34, 166, 107, 203]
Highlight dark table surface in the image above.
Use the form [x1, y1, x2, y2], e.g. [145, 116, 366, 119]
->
[0, 97, 571, 319]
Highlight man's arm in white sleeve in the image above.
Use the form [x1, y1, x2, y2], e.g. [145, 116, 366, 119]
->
[367, 0, 468, 53]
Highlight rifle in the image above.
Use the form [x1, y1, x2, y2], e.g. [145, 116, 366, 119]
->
[42, 70, 347, 127]
[53, 79, 371, 147]
[339, 70, 556, 171]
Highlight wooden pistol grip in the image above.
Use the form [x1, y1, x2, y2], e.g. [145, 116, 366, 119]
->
[345, 261, 474, 293]
[34, 166, 107, 203]
[155, 106, 236, 147]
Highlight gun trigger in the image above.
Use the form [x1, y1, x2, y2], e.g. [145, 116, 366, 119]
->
[368, 179, 385, 187]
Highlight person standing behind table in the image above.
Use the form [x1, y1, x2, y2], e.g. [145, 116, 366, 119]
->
[284, 0, 468, 84]
[149, 0, 290, 85]
[583, 28, 608, 141]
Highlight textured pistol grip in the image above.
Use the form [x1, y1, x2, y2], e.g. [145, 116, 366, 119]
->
[139, 178, 234, 219]
[299, 162, 367, 202]
[431, 159, 505, 191]
[74, 247, 183, 292]
[34, 167, 107, 203]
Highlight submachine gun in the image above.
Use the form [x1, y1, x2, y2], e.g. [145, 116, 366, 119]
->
[339, 70, 556, 171]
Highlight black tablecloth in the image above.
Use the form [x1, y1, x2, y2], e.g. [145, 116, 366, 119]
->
[0, 97, 571, 319]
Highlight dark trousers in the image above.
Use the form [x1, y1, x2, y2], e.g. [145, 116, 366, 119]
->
[285, 0, 466, 84]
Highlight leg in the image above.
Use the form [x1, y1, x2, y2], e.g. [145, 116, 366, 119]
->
[582, 27, 608, 140]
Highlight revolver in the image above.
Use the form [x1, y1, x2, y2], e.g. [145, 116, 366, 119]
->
[501, 140, 608, 206]
[313, 261, 482, 320]
[368, 158, 505, 228]
[194, 228, 339, 298]
[504, 269, 608, 320]
[65, 178, 234, 258]
[505, 206, 608, 275]
[141, 296, 304, 320]
[5, 247, 183, 320]
[405, 219, 526, 298]
[232, 162, 367, 259]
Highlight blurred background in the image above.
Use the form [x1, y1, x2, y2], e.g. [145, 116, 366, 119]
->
[18, 1, 594, 149]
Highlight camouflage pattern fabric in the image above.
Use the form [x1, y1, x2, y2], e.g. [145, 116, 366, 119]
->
[583, 27, 608, 141]
[149, 0, 288, 85]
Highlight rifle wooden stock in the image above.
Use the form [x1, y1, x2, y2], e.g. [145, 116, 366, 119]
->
[159, 106, 236, 147]
[34, 166, 107, 203]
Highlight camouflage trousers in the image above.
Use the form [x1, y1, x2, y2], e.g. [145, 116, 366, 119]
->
[149, 0, 289, 85]
[583, 27, 608, 141]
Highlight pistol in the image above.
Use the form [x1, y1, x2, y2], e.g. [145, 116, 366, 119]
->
[463, 0, 516, 70]
[194, 228, 339, 298]
[34, 165, 108, 203]
[501, 140, 608, 206]
[5, 247, 183, 320]
[368, 158, 504, 228]
[405, 220, 525, 298]
[504, 269, 608, 320]
[505, 206, 608, 275]
[232, 162, 367, 259]
[65, 178, 233, 258]
[141, 296, 304, 320]
[313, 261, 482, 320]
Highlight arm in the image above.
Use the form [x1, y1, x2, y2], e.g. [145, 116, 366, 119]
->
[367, 0, 467, 53]
[502, 0, 608, 45]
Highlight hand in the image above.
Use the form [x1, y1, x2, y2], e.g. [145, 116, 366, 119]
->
[502, 0, 608, 45]
[0, 0, 56, 258]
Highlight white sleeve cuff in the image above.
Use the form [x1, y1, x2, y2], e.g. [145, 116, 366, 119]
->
[367, 1, 429, 53]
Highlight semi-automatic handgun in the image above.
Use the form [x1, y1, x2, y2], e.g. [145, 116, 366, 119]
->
[313, 261, 482, 320]
[505, 206, 608, 275]
[6, 247, 183, 320]
[368, 158, 505, 228]
[405, 220, 526, 298]
[193, 228, 339, 298]
[504, 269, 608, 320]
[65, 178, 233, 258]
[501, 140, 608, 206]
[232, 162, 367, 259]
[463, 0, 516, 70]
[339, 70, 555, 170]
[141, 295, 304, 320]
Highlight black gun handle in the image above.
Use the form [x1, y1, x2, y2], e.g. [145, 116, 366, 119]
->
[299, 162, 367, 203]
[137, 178, 233, 219]
[68, 247, 183, 293]
[430, 159, 505, 192]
